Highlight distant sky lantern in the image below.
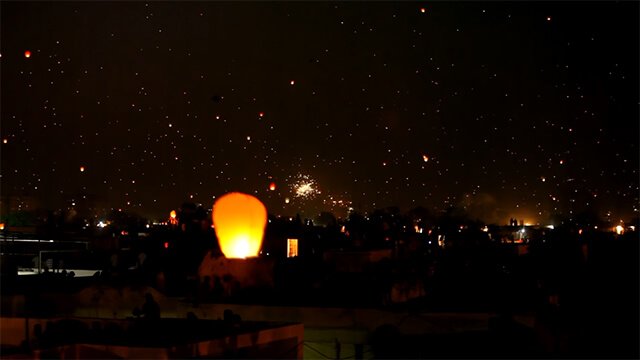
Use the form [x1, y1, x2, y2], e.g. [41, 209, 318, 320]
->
[258, 112, 264, 118]
[24, 50, 31, 58]
[213, 192, 267, 259]
[290, 80, 295, 85]
[169, 210, 178, 225]
[269, 182, 276, 191]
[284, 197, 290, 204]
[420, 8, 426, 13]
[422, 154, 429, 162]
[79, 166, 85, 172]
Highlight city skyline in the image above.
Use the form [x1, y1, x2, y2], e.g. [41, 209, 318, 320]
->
[1, 2, 638, 224]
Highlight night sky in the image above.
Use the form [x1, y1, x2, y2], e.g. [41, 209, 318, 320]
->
[1, 2, 638, 224]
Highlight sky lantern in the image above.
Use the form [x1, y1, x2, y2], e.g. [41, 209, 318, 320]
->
[79, 166, 85, 172]
[169, 210, 178, 225]
[269, 182, 276, 191]
[212, 192, 267, 259]
[258, 112, 265, 118]
[24, 50, 31, 58]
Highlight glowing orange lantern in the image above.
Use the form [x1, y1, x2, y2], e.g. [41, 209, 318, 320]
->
[269, 182, 276, 191]
[169, 210, 178, 225]
[212, 192, 267, 259]
[79, 166, 85, 172]
[24, 50, 31, 58]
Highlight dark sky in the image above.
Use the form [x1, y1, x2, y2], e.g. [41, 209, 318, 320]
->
[1, 1, 638, 224]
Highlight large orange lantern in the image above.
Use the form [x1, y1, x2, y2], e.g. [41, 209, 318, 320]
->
[212, 192, 267, 259]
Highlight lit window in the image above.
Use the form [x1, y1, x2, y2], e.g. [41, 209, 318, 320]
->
[287, 238, 298, 258]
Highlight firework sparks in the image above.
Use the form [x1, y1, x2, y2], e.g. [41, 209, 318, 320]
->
[290, 174, 321, 199]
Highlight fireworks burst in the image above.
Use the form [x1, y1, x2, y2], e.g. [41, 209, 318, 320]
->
[290, 174, 321, 199]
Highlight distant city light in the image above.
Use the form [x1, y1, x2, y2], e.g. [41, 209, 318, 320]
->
[97, 221, 107, 228]
[615, 225, 624, 235]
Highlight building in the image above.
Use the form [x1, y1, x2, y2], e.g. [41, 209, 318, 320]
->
[1, 316, 303, 359]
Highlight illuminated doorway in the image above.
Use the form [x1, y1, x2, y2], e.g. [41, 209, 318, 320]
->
[287, 238, 298, 258]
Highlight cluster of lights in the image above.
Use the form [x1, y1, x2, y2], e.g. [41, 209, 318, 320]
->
[290, 173, 321, 199]
[323, 196, 353, 212]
